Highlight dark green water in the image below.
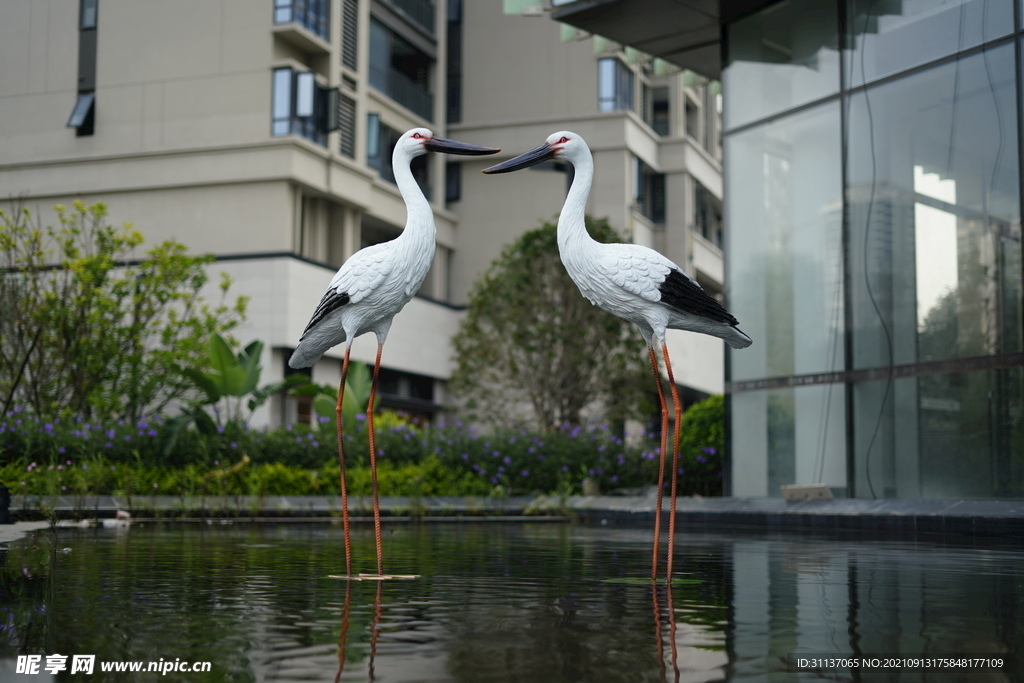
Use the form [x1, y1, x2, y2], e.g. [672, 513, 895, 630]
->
[0, 522, 1022, 682]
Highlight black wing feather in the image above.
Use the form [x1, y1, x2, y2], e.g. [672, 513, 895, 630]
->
[658, 269, 739, 326]
[301, 288, 350, 337]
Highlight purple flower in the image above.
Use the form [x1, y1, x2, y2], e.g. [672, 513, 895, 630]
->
[110, 466, 116, 471]
[124, 435, 131, 442]
[148, 429, 157, 437]
[44, 423, 53, 433]
[528, 447, 535, 454]
[312, 441, 319, 447]
[503, 456, 511, 465]
[677, 468, 685, 475]
[231, 442, 238, 449]
[106, 429, 115, 439]
[611, 476, 618, 483]
[697, 455, 707, 464]
[562, 465, 569, 472]
[461, 454, 469, 461]
[58, 447, 65, 455]
[61, 485, 67, 491]
[520, 470, 529, 477]
[702, 447, 717, 455]
[355, 414, 366, 422]
[509, 436, 517, 444]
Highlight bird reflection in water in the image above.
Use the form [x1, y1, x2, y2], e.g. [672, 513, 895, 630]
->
[652, 584, 680, 683]
[334, 580, 384, 683]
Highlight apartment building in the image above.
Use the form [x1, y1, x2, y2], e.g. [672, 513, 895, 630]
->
[0, 0, 726, 427]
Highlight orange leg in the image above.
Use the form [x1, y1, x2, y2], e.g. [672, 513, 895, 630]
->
[366, 342, 385, 577]
[661, 342, 683, 581]
[648, 346, 669, 583]
[335, 346, 353, 578]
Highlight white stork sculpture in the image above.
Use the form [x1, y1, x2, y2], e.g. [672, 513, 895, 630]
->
[484, 131, 751, 582]
[290, 128, 498, 578]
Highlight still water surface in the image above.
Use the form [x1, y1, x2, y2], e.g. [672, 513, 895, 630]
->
[0, 522, 1022, 682]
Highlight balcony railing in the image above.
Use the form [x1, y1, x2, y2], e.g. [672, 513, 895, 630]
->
[274, 0, 329, 40]
[382, 0, 434, 34]
[370, 64, 433, 121]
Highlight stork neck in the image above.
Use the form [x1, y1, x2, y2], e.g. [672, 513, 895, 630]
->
[558, 148, 595, 251]
[393, 150, 434, 241]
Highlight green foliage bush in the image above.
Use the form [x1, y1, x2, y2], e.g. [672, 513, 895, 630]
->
[0, 394, 726, 497]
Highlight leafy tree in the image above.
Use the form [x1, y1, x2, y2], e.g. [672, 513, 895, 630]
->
[450, 216, 651, 429]
[0, 201, 247, 421]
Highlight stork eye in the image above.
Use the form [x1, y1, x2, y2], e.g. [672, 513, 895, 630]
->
[558, 136, 570, 144]
[412, 132, 424, 139]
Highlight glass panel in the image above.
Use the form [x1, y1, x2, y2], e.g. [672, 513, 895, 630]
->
[730, 384, 847, 497]
[295, 72, 315, 117]
[369, 19, 389, 93]
[66, 92, 95, 127]
[598, 58, 616, 112]
[722, 0, 840, 130]
[80, 0, 98, 29]
[846, 0, 1013, 87]
[271, 69, 292, 136]
[847, 44, 1021, 370]
[725, 101, 844, 382]
[853, 367, 1024, 498]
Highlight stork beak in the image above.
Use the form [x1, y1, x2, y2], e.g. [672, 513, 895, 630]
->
[425, 137, 500, 155]
[482, 143, 555, 174]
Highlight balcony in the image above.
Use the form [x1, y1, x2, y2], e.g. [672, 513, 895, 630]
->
[274, 0, 330, 40]
[381, 0, 435, 35]
[370, 64, 434, 121]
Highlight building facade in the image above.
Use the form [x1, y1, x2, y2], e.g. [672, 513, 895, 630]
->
[0, 0, 725, 429]
[554, 0, 1024, 499]
[722, 0, 1023, 499]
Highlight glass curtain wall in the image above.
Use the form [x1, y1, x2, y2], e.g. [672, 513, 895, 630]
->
[723, 0, 1024, 498]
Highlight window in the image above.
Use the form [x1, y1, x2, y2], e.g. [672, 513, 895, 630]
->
[445, 162, 461, 203]
[642, 84, 669, 136]
[367, 113, 429, 194]
[685, 97, 699, 141]
[369, 19, 434, 121]
[694, 181, 722, 248]
[274, 0, 330, 40]
[598, 57, 633, 112]
[80, 0, 98, 29]
[70, 0, 98, 137]
[66, 92, 95, 136]
[634, 158, 665, 224]
[446, 0, 462, 123]
[271, 68, 338, 146]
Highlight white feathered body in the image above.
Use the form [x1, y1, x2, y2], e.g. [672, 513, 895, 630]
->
[289, 227, 435, 368]
[554, 136, 752, 350]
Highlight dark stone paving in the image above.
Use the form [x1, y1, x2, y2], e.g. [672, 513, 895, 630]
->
[10, 494, 1024, 544]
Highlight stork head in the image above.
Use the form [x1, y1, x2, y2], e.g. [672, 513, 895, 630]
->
[398, 128, 500, 158]
[482, 131, 587, 174]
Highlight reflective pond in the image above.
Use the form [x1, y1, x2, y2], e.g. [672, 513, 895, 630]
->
[0, 522, 1022, 681]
